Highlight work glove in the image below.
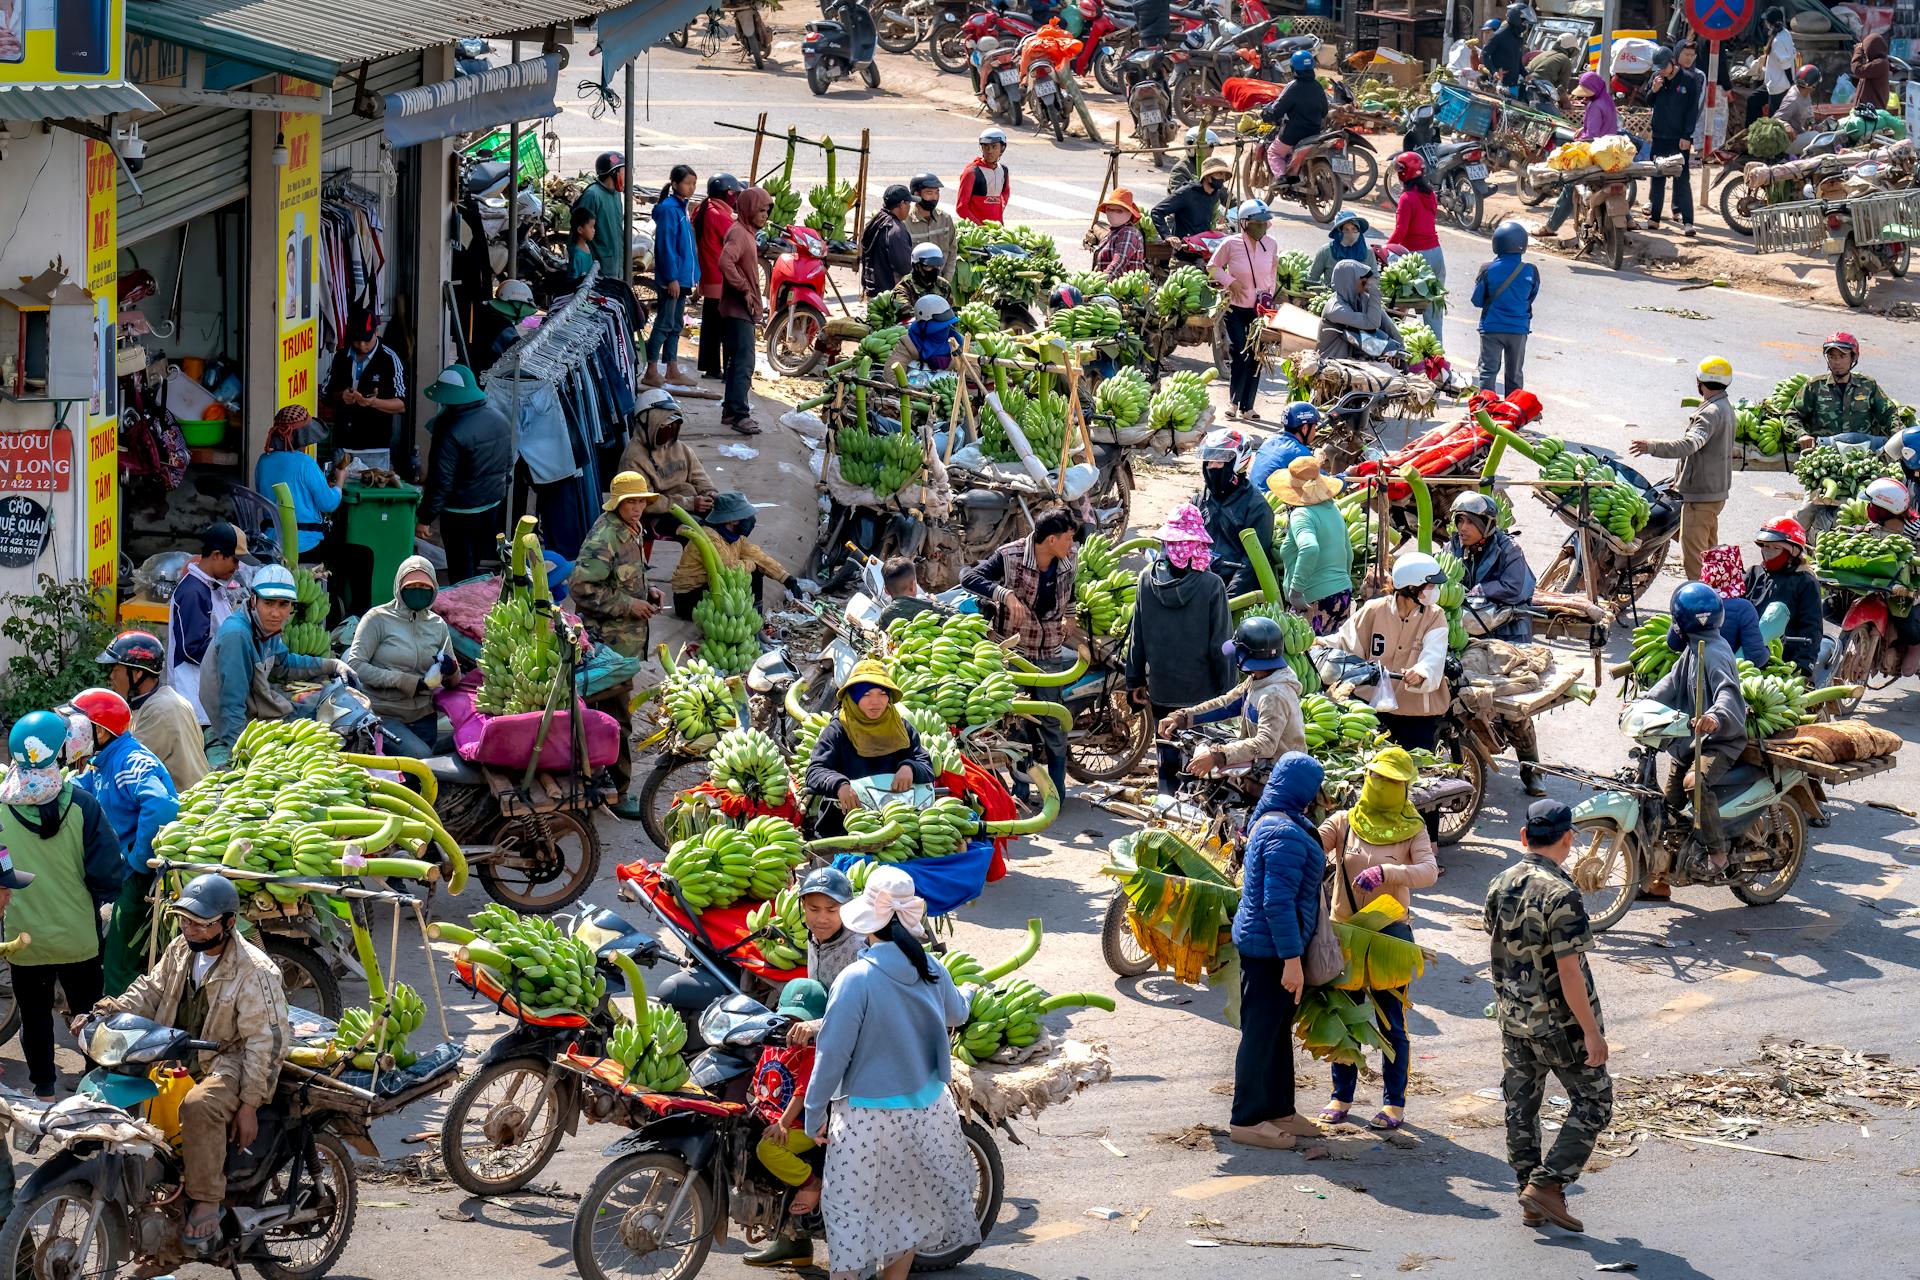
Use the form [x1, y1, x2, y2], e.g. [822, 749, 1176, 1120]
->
[439, 652, 461, 684]
[1353, 865, 1386, 894]
[791, 577, 821, 600]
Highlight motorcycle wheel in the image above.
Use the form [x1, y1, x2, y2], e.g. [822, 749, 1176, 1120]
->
[741, 18, 765, 69]
[1442, 171, 1483, 232]
[0, 1179, 127, 1280]
[1007, 93, 1024, 127]
[1516, 164, 1551, 206]
[640, 752, 712, 852]
[765, 302, 827, 376]
[807, 60, 831, 95]
[1433, 734, 1487, 847]
[1238, 141, 1274, 202]
[480, 809, 603, 914]
[910, 1118, 1005, 1271]
[1050, 97, 1067, 142]
[1343, 144, 1379, 201]
[1604, 217, 1625, 271]
[441, 1057, 571, 1196]
[1835, 239, 1872, 306]
[1101, 890, 1157, 977]
[1092, 43, 1126, 95]
[862, 60, 882, 88]
[1892, 242, 1910, 278]
[1827, 625, 1879, 717]
[1067, 685, 1151, 783]
[1717, 176, 1759, 236]
[254, 1132, 359, 1280]
[572, 1152, 713, 1280]
[260, 935, 344, 1020]
[876, 14, 921, 53]
[1169, 68, 1204, 126]
[1567, 818, 1641, 933]
[1211, 316, 1233, 376]
[929, 20, 970, 74]
[1302, 159, 1343, 225]
[1730, 800, 1808, 906]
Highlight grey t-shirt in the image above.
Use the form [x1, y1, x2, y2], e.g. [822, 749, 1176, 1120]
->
[808, 928, 866, 992]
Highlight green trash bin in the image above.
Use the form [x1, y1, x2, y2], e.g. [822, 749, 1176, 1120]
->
[342, 482, 423, 609]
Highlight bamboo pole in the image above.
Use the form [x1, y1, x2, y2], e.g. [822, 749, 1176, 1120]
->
[748, 110, 769, 186]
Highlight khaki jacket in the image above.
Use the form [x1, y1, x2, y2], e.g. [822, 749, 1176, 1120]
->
[1338, 596, 1450, 717]
[619, 437, 715, 509]
[99, 934, 290, 1107]
[669, 534, 789, 594]
[1320, 811, 1437, 922]
[133, 686, 210, 794]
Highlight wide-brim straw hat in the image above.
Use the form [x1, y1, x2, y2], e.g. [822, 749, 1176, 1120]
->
[1268, 455, 1343, 506]
[602, 471, 660, 512]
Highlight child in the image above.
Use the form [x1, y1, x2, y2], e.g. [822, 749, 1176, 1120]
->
[1472, 220, 1541, 397]
[746, 978, 830, 1269]
[793, 866, 863, 1002]
[569, 209, 597, 285]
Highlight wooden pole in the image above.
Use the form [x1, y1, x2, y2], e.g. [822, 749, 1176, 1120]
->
[748, 110, 769, 184]
[854, 127, 871, 257]
[1699, 41, 1719, 210]
[945, 339, 969, 463]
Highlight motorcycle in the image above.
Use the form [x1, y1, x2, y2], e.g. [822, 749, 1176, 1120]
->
[763, 223, 833, 377]
[1717, 112, 1895, 236]
[0, 1013, 361, 1280]
[1558, 699, 1816, 932]
[802, 0, 883, 94]
[1120, 45, 1178, 154]
[569, 993, 1003, 1280]
[1822, 171, 1912, 309]
[931, 0, 1037, 75]
[875, 0, 935, 52]
[1234, 117, 1347, 225]
[1568, 171, 1632, 271]
[1169, 17, 1313, 125]
[1019, 30, 1075, 141]
[973, 33, 1027, 125]
[1392, 103, 1491, 231]
[1825, 576, 1919, 714]
[1535, 452, 1680, 610]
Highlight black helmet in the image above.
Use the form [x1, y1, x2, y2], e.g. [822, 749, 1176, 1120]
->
[594, 151, 626, 179]
[707, 172, 744, 199]
[173, 873, 240, 922]
[910, 172, 942, 196]
[1451, 491, 1499, 534]
[1227, 616, 1286, 670]
[96, 629, 165, 677]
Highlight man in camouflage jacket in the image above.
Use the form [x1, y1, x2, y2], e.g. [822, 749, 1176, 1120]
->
[1484, 799, 1612, 1233]
[1789, 336, 1900, 448]
[568, 472, 663, 817]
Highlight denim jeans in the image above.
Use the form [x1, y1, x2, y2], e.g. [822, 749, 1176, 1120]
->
[381, 713, 445, 758]
[1329, 922, 1414, 1109]
[647, 290, 687, 364]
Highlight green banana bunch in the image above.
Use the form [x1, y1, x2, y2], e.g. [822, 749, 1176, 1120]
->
[462, 904, 607, 1016]
[1094, 367, 1152, 430]
[1075, 565, 1138, 638]
[1794, 445, 1896, 501]
[1377, 251, 1445, 306]
[663, 816, 806, 909]
[1627, 613, 1679, 684]
[1733, 399, 1789, 456]
[848, 799, 922, 863]
[865, 292, 903, 329]
[1107, 269, 1153, 307]
[838, 422, 925, 498]
[956, 300, 1001, 336]
[1150, 265, 1216, 320]
[952, 978, 1115, 1065]
[803, 138, 855, 241]
[846, 860, 876, 894]
[1047, 302, 1125, 342]
[789, 708, 832, 776]
[916, 795, 980, 858]
[708, 727, 793, 806]
[1274, 250, 1312, 297]
[887, 612, 1016, 728]
[1537, 443, 1650, 541]
[1769, 372, 1810, 413]
[476, 531, 561, 714]
[1146, 367, 1215, 434]
[1814, 527, 1914, 576]
[660, 654, 738, 740]
[609, 1003, 691, 1093]
[1400, 320, 1444, 364]
[330, 982, 425, 1069]
[897, 704, 965, 777]
[1301, 693, 1380, 755]
[745, 887, 808, 969]
[858, 323, 909, 360]
[691, 561, 762, 675]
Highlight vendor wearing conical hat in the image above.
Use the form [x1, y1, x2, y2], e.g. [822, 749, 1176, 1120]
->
[802, 659, 935, 832]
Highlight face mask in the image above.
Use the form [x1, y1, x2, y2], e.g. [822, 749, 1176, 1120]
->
[1419, 585, 1441, 608]
[400, 585, 435, 611]
[717, 524, 747, 543]
[1166, 542, 1211, 572]
[186, 925, 228, 953]
[1761, 550, 1790, 571]
[1204, 467, 1238, 499]
[919, 197, 940, 212]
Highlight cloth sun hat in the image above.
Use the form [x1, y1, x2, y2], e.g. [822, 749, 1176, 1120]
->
[777, 978, 829, 1020]
[489, 278, 538, 319]
[701, 491, 757, 525]
[1268, 455, 1344, 506]
[839, 863, 927, 936]
[1099, 189, 1144, 223]
[1201, 157, 1234, 181]
[426, 364, 487, 406]
[1155, 502, 1212, 544]
[602, 471, 661, 512]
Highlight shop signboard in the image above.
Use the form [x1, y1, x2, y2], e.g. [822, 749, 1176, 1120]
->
[0, 495, 53, 569]
[84, 138, 117, 608]
[0, 428, 75, 491]
[0, 0, 125, 86]
[276, 75, 322, 422]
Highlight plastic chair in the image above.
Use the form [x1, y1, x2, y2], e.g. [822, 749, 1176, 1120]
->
[226, 484, 284, 563]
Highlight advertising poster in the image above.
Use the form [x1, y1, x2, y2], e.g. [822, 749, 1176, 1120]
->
[83, 136, 117, 606]
[0, 0, 124, 84]
[275, 75, 321, 418]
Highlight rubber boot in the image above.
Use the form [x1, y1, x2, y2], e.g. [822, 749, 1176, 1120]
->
[742, 1235, 814, 1268]
[610, 794, 645, 821]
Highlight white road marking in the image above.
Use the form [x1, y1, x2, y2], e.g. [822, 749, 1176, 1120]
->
[1027, 178, 1110, 201]
[1010, 192, 1094, 220]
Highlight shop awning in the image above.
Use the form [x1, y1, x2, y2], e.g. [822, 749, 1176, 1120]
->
[384, 54, 561, 148]
[596, 0, 716, 77]
[0, 82, 158, 122]
[125, 0, 647, 86]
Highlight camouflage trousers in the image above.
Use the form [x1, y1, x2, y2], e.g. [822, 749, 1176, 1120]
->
[1502, 1031, 1613, 1189]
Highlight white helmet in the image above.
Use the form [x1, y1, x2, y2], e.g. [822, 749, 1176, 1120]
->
[1199, 425, 1251, 468]
[1183, 127, 1221, 145]
[1864, 476, 1911, 513]
[979, 125, 1008, 146]
[1391, 552, 1445, 592]
[911, 242, 945, 268]
[913, 294, 954, 323]
[251, 564, 298, 602]
[515, 190, 544, 221]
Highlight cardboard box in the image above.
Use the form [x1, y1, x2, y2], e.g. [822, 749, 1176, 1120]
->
[1368, 53, 1427, 88]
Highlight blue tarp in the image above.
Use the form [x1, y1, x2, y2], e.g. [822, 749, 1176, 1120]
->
[597, 0, 715, 82]
[833, 839, 995, 919]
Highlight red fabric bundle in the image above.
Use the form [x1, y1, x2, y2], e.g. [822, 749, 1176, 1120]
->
[614, 861, 807, 981]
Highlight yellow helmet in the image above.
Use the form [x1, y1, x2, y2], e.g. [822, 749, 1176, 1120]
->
[1696, 356, 1733, 386]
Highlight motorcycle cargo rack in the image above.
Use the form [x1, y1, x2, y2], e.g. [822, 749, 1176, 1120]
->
[1847, 188, 1920, 247]
[1433, 83, 1497, 138]
[1752, 198, 1829, 254]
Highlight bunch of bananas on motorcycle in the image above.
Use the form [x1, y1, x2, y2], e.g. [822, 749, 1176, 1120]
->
[1301, 693, 1380, 754]
[846, 795, 980, 862]
[432, 904, 607, 1017]
[1147, 369, 1214, 434]
[1075, 533, 1138, 639]
[662, 814, 808, 910]
[1046, 301, 1125, 342]
[887, 611, 1018, 727]
[837, 421, 925, 499]
[745, 887, 809, 969]
[476, 524, 564, 715]
[610, 1004, 691, 1093]
[1534, 438, 1650, 541]
[657, 646, 739, 743]
[708, 727, 794, 806]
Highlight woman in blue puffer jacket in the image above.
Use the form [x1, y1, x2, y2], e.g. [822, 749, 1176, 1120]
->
[1229, 750, 1327, 1151]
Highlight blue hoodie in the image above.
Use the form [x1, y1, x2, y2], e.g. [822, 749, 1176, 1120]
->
[651, 191, 700, 291]
[1233, 752, 1327, 960]
[71, 731, 180, 877]
[803, 938, 972, 1135]
[1470, 251, 1540, 336]
[1248, 431, 1313, 497]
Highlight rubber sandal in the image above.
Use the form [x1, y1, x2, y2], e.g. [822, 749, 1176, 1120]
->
[1368, 1108, 1405, 1131]
[1318, 1104, 1350, 1124]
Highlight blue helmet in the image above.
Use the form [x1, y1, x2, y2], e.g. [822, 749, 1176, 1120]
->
[8, 710, 66, 767]
[1490, 219, 1528, 255]
[1289, 49, 1316, 74]
[1283, 402, 1322, 436]
[1670, 581, 1724, 637]
[1899, 425, 1920, 473]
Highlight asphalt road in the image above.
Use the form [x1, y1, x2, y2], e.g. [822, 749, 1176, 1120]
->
[10, 36, 1920, 1280]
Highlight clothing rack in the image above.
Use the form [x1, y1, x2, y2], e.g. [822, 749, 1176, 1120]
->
[483, 265, 605, 387]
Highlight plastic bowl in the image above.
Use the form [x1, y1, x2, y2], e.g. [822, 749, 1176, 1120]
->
[179, 418, 226, 447]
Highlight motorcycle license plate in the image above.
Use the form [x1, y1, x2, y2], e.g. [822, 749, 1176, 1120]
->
[1037, 80, 1056, 97]
[1824, 237, 1846, 256]
[1466, 162, 1488, 181]
[999, 69, 1020, 85]
[1330, 155, 1354, 175]
[1138, 108, 1164, 126]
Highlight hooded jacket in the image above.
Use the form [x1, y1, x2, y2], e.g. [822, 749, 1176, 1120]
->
[1648, 60, 1705, 141]
[0, 784, 124, 966]
[1449, 528, 1536, 641]
[651, 190, 700, 290]
[1260, 69, 1329, 145]
[1186, 666, 1306, 767]
[718, 188, 772, 321]
[1233, 753, 1327, 958]
[1646, 629, 1748, 765]
[1318, 259, 1402, 360]
[345, 555, 452, 723]
[1575, 71, 1620, 139]
[1124, 559, 1234, 707]
[1307, 213, 1372, 288]
[418, 399, 514, 524]
[1199, 477, 1276, 596]
[802, 938, 972, 1134]
[1851, 32, 1891, 110]
[71, 731, 180, 877]
[859, 209, 914, 297]
[1481, 21, 1526, 87]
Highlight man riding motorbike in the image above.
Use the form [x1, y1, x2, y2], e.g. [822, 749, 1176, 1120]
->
[1197, 427, 1277, 596]
[1261, 49, 1330, 180]
[1644, 581, 1749, 886]
[1447, 492, 1536, 642]
[201, 565, 350, 764]
[894, 243, 954, 311]
[1248, 402, 1322, 495]
[1789, 332, 1901, 451]
[1159, 616, 1306, 780]
[78, 873, 290, 1252]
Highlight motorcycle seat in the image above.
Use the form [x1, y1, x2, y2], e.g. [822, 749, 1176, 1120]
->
[1709, 762, 1766, 794]
[424, 754, 484, 788]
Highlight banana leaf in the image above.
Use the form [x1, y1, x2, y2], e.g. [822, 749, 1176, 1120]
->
[1294, 987, 1391, 1066]
[1099, 830, 1239, 953]
[1332, 895, 1425, 993]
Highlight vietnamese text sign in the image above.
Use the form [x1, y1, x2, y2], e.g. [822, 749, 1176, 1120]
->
[84, 137, 117, 607]
[0, 428, 74, 491]
[276, 75, 322, 418]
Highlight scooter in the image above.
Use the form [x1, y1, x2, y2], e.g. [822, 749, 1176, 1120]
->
[1825, 576, 1919, 713]
[1236, 119, 1347, 225]
[1020, 31, 1075, 141]
[802, 0, 882, 94]
[973, 34, 1026, 125]
[932, 0, 1037, 74]
[1822, 168, 1911, 309]
[1555, 698, 1816, 932]
[1121, 45, 1178, 154]
[763, 223, 832, 377]
[1394, 103, 1491, 231]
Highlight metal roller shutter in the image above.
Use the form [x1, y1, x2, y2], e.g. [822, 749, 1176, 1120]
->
[117, 103, 252, 245]
[324, 53, 424, 152]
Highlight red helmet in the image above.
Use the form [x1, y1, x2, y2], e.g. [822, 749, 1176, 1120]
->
[1822, 331, 1859, 357]
[1755, 516, 1808, 551]
[62, 688, 131, 739]
[1392, 151, 1425, 181]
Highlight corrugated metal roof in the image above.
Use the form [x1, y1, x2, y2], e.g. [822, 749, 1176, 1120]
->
[126, 0, 636, 83]
[0, 82, 158, 122]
